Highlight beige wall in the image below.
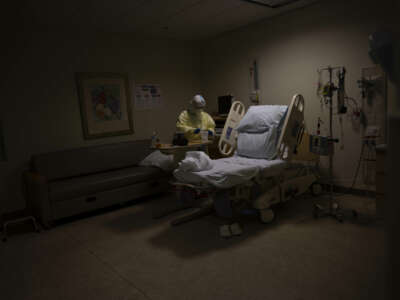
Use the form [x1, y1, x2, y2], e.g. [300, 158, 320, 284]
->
[1, 32, 201, 212]
[2, 0, 399, 213]
[201, 0, 399, 189]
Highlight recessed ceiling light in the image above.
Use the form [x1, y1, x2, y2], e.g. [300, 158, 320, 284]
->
[242, 0, 302, 8]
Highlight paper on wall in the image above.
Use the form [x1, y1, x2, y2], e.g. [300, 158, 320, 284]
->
[134, 84, 163, 110]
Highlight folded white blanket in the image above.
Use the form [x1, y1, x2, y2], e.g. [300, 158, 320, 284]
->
[139, 150, 175, 171]
[177, 151, 214, 172]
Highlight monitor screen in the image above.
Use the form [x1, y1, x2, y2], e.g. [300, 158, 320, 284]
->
[218, 95, 233, 115]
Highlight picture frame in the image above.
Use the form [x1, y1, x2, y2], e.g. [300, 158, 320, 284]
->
[75, 72, 134, 139]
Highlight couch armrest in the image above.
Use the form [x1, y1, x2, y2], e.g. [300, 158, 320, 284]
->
[24, 171, 52, 227]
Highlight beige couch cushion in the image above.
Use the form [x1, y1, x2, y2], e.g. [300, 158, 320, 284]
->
[32, 140, 152, 181]
[49, 166, 167, 202]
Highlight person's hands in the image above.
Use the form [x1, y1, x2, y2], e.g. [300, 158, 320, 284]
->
[208, 130, 213, 137]
[193, 128, 201, 134]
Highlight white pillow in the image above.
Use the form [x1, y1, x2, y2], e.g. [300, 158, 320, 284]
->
[237, 105, 287, 133]
[139, 150, 175, 171]
[236, 126, 279, 159]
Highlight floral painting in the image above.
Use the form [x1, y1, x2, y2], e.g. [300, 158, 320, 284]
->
[76, 73, 133, 139]
[90, 85, 122, 121]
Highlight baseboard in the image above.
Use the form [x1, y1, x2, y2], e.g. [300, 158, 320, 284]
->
[323, 184, 376, 198]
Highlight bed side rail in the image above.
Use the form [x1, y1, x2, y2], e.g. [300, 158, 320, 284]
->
[276, 94, 305, 161]
[218, 101, 246, 156]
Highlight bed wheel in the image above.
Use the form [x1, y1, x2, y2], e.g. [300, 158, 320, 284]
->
[259, 209, 275, 224]
[311, 183, 323, 196]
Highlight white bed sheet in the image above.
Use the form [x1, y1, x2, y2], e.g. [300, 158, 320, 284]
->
[173, 156, 287, 189]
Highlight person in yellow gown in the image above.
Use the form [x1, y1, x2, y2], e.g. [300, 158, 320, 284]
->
[176, 95, 216, 143]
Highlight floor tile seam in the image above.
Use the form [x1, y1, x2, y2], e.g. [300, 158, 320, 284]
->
[62, 231, 154, 300]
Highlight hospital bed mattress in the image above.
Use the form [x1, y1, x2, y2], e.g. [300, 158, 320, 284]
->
[173, 156, 287, 189]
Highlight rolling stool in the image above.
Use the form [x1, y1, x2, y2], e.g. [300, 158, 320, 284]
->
[2, 215, 40, 242]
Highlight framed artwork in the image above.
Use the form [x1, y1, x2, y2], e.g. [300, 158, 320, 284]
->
[75, 72, 134, 139]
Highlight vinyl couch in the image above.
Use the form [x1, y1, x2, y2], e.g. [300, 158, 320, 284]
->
[25, 140, 170, 227]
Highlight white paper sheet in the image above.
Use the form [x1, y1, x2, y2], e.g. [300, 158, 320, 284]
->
[134, 84, 163, 110]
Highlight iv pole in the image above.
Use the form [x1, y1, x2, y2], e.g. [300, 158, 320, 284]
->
[314, 66, 344, 222]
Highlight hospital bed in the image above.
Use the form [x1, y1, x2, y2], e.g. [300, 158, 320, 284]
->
[170, 94, 320, 226]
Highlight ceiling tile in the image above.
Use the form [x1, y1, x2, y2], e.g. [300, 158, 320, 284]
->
[18, 0, 319, 39]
